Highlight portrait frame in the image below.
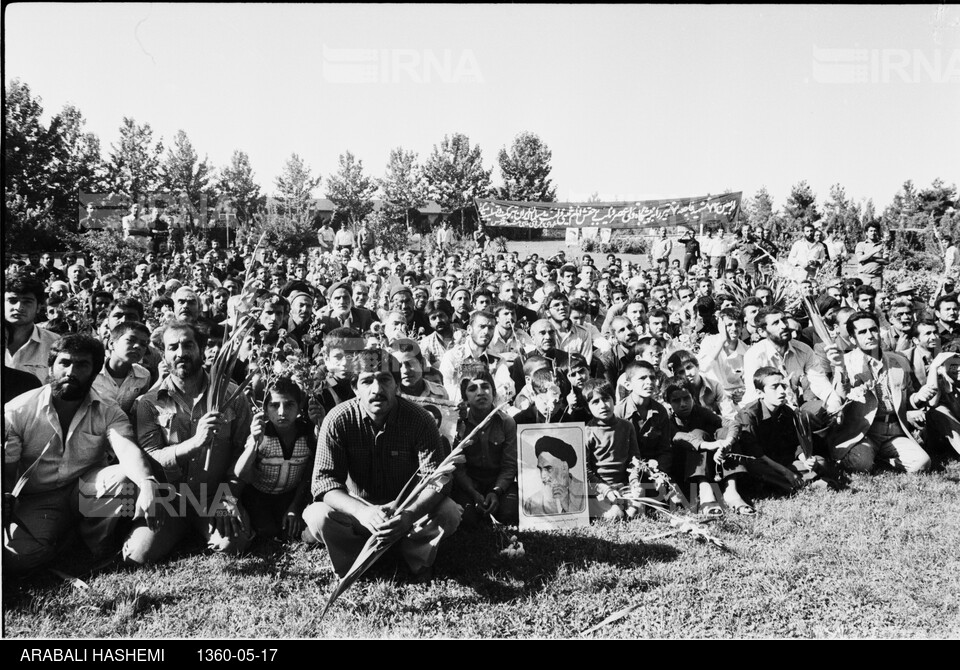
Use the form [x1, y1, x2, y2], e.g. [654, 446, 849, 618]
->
[517, 422, 589, 531]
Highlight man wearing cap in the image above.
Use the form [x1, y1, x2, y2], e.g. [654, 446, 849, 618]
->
[303, 348, 460, 581]
[373, 259, 393, 279]
[430, 277, 449, 302]
[345, 259, 367, 282]
[390, 286, 430, 338]
[880, 296, 918, 353]
[318, 281, 374, 336]
[893, 281, 934, 321]
[449, 286, 473, 331]
[522, 435, 586, 516]
[286, 290, 315, 349]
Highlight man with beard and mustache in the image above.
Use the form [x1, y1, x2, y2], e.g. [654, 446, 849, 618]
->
[302, 348, 460, 582]
[124, 321, 253, 564]
[4, 335, 162, 573]
[439, 311, 498, 401]
[418, 306, 457, 373]
[741, 307, 841, 422]
[787, 222, 827, 282]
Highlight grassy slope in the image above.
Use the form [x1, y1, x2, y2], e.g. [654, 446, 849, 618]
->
[4, 461, 959, 639]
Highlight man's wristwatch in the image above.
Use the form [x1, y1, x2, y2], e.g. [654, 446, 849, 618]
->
[492, 486, 504, 496]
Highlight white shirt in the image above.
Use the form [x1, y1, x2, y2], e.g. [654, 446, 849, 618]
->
[741, 338, 837, 407]
[5, 325, 60, 384]
[92, 363, 152, 415]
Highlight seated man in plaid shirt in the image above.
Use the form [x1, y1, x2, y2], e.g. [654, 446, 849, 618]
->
[302, 348, 461, 582]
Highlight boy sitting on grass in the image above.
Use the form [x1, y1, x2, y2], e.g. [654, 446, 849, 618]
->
[615, 360, 674, 478]
[583, 379, 643, 521]
[665, 349, 738, 421]
[235, 377, 316, 542]
[92, 321, 153, 417]
[662, 377, 751, 516]
[451, 365, 519, 527]
[737, 367, 837, 493]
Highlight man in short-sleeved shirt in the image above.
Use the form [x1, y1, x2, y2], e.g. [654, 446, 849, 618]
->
[4, 335, 160, 573]
[125, 321, 253, 565]
[5, 274, 60, 384]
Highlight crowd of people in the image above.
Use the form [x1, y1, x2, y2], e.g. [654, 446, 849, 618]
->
[4, 219, 960, 582]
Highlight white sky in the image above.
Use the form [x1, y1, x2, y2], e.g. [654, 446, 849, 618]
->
[5, 3, 959, 210]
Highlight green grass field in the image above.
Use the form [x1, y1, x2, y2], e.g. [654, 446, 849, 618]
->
[5, 461, 959, 639]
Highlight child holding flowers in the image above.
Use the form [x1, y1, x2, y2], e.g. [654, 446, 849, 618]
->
[235, 377, 316, 541]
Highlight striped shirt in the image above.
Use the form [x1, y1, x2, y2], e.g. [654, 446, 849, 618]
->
[249, 420, 316, 495]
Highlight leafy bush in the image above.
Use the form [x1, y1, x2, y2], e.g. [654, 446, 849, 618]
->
[579, 235, 647, 255]
[66, 229, 150, 271]
[251, 212, 317, 257]
[3, 193, 73, 255]
[884, 266, 942, 303]
[365, 210, 411, 253]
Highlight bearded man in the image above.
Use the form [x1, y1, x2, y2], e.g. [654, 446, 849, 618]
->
[4, 335, 161, 573]
[125, 320, 253, 564]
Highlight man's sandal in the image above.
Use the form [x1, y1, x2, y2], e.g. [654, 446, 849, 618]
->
[698, 502, 725, 518]
[730, 504, 757, 516]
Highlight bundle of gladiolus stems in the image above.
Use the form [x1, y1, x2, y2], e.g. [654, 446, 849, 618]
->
[320, 402, 511, 619]
[202, 233, 267, 471]
[617, 458, 730, 551]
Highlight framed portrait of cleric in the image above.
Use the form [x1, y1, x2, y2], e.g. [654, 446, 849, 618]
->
[517, 423, 589, 531]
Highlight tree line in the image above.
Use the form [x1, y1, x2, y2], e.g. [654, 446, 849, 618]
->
[5, 77, 958, 262]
